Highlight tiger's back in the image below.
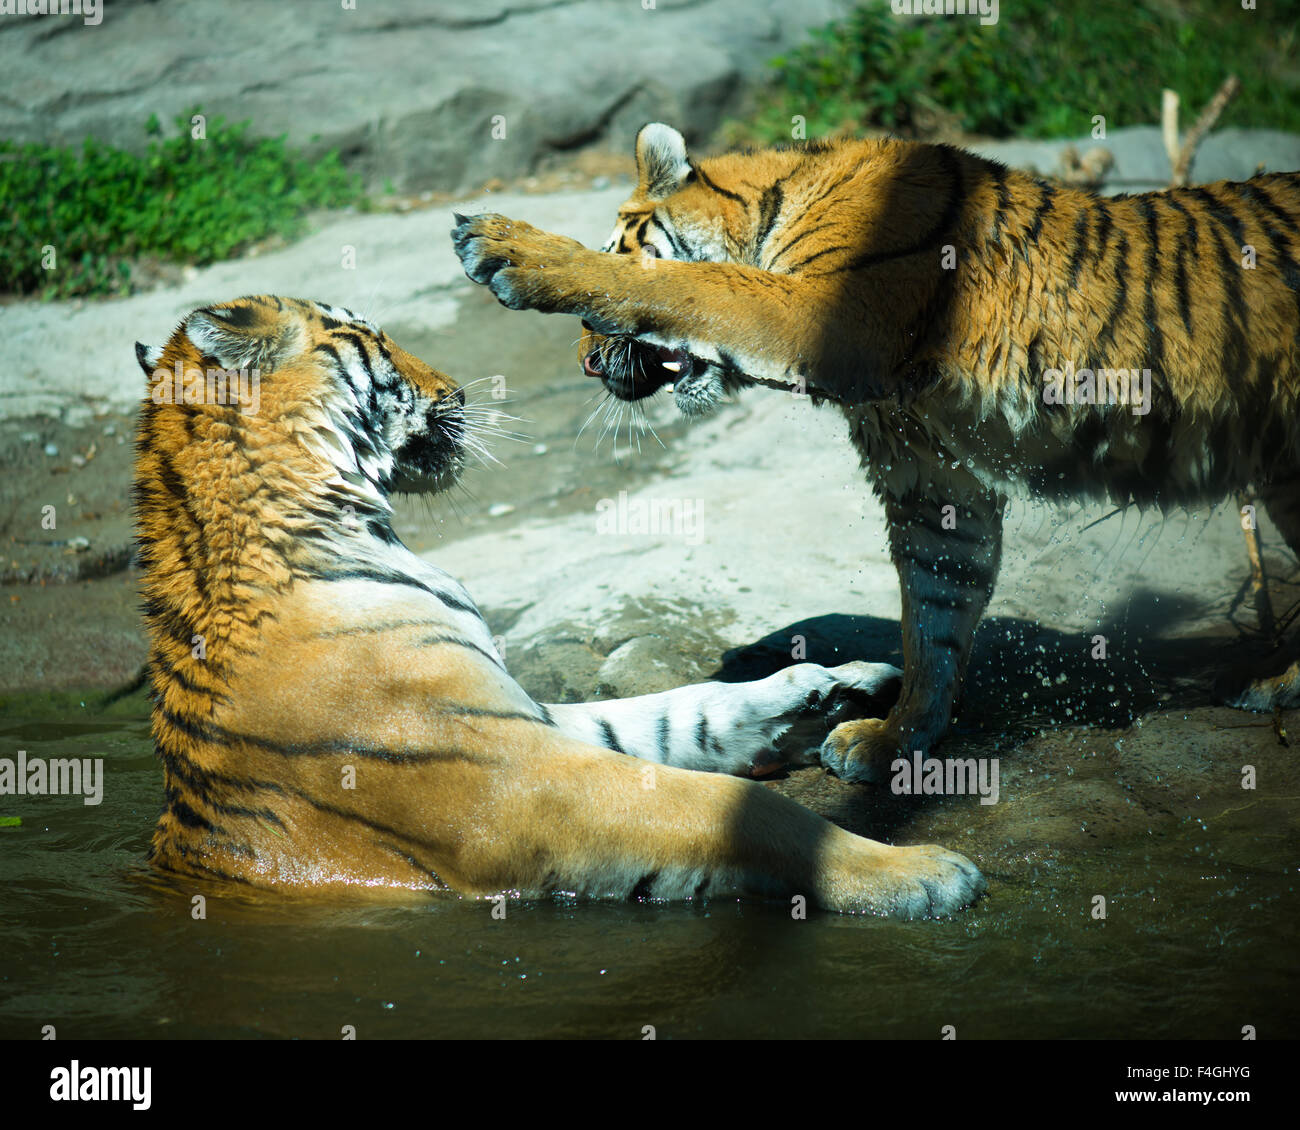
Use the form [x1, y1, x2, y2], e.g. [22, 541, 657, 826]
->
[861, 152, 1300, 511]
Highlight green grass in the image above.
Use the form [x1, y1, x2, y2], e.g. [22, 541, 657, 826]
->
[726, 0, 1300, 146]
[0, 109, 363, 299]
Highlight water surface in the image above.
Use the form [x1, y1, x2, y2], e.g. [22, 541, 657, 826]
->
[1, 692, 1293, 1040]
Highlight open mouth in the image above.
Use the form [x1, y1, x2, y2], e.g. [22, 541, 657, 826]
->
[583, 341, 695, 401]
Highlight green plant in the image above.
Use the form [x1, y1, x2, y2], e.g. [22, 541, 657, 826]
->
[728, 0, 1300, 146]
[0, 109, 362, 299]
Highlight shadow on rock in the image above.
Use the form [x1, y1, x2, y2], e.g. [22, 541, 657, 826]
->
[714, 586, 1263, 737]
[712, 587, 1288, 845]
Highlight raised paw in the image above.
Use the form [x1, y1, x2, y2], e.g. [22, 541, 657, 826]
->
[450, 211, 584, 312]
[819, 716, 904, 784]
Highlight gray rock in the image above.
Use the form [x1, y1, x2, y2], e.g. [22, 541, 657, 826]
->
[0, 0, 852, 193]
[594, 631, 717, 698]
[506, 637, 605, 705]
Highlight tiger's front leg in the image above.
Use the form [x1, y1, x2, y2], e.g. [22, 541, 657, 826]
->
[821, 490, 1006, 783]
[543, 660, 902, 778]
[452, 213, 864, 393]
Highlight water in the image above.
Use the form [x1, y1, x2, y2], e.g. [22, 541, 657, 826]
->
[2, 693, 1294, 1040]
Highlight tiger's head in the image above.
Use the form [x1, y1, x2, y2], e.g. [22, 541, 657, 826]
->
[579, 123, 788, 416]
[134, 295, 468, 509]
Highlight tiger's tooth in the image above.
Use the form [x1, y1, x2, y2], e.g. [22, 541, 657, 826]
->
[662, 361, 683, 373]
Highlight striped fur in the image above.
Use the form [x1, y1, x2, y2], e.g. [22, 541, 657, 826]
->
[452, 123, 1300, 782]
[131, 294, 984, 914]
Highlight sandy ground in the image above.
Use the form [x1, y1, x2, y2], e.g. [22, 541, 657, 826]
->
[1, 152, 1298, 876]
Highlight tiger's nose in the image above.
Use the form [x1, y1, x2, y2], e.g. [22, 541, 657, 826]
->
[583, 350, 605, 378]
[443, 386, 466, 406]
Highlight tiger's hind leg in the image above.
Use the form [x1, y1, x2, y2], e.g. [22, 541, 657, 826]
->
[1224, 475, 1300, 711]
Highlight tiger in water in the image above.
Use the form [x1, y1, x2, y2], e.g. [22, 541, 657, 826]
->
[132, 293, 984, 916]
[452, 122, 1300, 783]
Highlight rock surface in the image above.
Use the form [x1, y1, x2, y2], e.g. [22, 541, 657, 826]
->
[0, 0, 849, 191]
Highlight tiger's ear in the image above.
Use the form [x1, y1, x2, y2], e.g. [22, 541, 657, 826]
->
[184, 301, 294, 371]
[635, 123, 692, 200]
[134, 341, 163, 377]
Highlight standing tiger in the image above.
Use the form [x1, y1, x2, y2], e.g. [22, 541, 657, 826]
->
[132, 293, 984, 916]
[452, 122, 1300, 783]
